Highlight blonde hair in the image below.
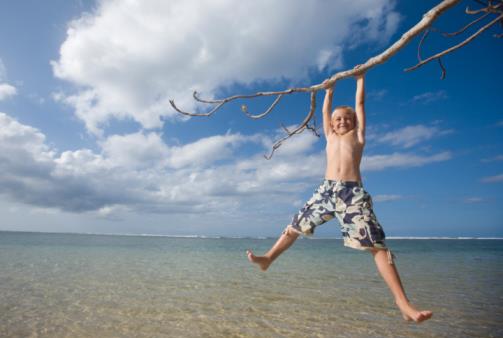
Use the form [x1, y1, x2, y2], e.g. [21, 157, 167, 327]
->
[331, 105, 355, 117]
[331, 105, 356, 124]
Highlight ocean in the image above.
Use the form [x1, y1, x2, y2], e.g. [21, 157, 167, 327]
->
[0, 231, 501, 337]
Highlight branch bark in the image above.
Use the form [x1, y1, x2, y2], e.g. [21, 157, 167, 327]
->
[405, 13, 503, 73]
[170, 0, 501, 158]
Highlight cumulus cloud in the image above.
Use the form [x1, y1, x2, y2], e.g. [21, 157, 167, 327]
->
[0, 112, 319, 216]
[0, 112, 453, 219]
[167, 133, 249, 169]
[375, 124, 453, 148]
[0, 83, 16, 101]
[51, 0, 400, 134]
[362, 151, 451, 171]
[0, 59, 17, 101]
[100, 132, 170, 169]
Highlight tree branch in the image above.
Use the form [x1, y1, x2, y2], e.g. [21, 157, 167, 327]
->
[172, 0, 462, 112]
[405, 13, 503, 73]
[466, 0, 503, 14]
[241, 94, 283, 119]
[264, 92, 316, 159]
[171, 0, 497, 158]
[442, 11, 492, 36]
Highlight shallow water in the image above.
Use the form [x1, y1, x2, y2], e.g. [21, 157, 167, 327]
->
[0, 232, 502, 337]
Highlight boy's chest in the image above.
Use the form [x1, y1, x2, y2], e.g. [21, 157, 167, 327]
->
[326, 134, 361, 155]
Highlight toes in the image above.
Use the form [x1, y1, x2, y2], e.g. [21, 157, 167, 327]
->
[415, 311, 433, 323]
[246, 250, 257, 263]
[421, 311, 433, 319]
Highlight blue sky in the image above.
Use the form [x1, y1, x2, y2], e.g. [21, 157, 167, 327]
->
[0, 0, 502, 237]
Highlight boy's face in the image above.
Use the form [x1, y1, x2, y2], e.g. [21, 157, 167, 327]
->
[331, 108, 355, 135]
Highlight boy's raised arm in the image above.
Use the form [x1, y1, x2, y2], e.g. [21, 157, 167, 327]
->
[355, 68, 366, 143]
[322, 80, 334, 138]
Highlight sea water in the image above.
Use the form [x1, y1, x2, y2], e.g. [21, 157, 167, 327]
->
[0, 231, 502, 337]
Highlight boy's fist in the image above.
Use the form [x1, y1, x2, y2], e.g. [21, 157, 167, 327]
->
[354, 64, 365, 79]
[322, 79, 334, 93]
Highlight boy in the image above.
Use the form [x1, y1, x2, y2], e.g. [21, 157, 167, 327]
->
[247, 68, 433, 323]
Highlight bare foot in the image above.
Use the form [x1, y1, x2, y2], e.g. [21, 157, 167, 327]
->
[396, 299, 433, 323]
[246, 250, 272, 271]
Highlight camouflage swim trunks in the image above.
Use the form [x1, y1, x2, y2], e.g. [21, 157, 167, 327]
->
[291, 179, 387, 251]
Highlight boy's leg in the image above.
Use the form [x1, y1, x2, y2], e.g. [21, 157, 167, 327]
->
[247, 181, 332, 271]
[247, 225, 299, 271]
[371, 249, 432, 323]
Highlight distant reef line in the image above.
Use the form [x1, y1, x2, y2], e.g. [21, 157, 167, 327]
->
[0, 230, 502, 240]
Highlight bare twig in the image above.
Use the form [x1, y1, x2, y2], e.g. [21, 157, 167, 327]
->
[438, 58, 446, 79]
[419, 1, 501, 78]
[241, 94, 284, 119]
[264, 92, 316, 159]
[306, 124, 320, 137]
[307, 112, 320, 137]
[405, 13, 503, 73]
[317, 0, 462, 90]
[170, 0, 471, 158]
[169, 90, 293, 117]
[172, 0, 462, 112]
[466, 0, 503, 14]
[280, 123, 292, 134]
[418, 29, 431, 61]
[442, 11, 491, 36]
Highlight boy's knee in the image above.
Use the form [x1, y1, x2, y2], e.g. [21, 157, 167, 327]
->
[283, 224, 301, 237]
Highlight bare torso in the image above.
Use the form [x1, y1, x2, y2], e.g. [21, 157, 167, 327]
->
[325, 129, 363, 182]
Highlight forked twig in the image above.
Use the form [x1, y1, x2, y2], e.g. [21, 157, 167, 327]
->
[405, 13, 503, 73]
[264, 92, 316, 159]
[241, 94, 284, 119]
[442, 11, 492, 36]
[168, 0, 500, 158]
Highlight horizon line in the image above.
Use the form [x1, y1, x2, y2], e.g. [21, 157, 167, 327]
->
[1, 230, 502, 240]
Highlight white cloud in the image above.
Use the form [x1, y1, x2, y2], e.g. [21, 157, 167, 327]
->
[0, 112, 319, 216]
[264, 127, 321, 158]
[481, 155, 503, 163]
[367, 89, 387, 101]
[411, 90, 448, 104]
[373, 194, 402, 202]
[0, 59, 17, 101]
[51, 0, 400, 134]
[463, 197, 483, 204]
[362, 151, 451, 171]
[167, 133, 248, 169]
[0, 83, 17, 101]
[100, 132, 169, 169]
[377, 124, 453, 148]
[481, 174, 503, 183]
[0, 112, 453, 221]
